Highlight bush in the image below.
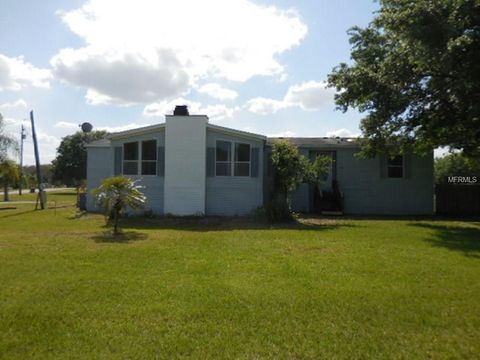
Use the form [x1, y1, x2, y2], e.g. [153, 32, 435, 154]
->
[266, 140, 331, 222]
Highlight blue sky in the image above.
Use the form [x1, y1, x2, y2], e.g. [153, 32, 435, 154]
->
[0, 0, 379, 164]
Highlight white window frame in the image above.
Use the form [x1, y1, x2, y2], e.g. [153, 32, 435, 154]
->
[215, 140, 251, 177]
[122, 140, 157, 176]
[387, 155, 404, 178]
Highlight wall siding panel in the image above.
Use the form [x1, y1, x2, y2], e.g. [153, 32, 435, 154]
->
[86, 147, 113, 211]
[336, 148, 434, 215]
[206, 130, 264, 216]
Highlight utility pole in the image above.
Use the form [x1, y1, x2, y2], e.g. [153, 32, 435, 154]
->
[30, 110, 45, 209]
[18, 124, 26, 195]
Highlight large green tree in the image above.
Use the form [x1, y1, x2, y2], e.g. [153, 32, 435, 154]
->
[435, 153, 480, 183]
[328, 0, 480, 157]
[0, 113, 17, 162]
[0, 160, 20, 201]
[52, 130, 107, 186]
[267, 140, 331, 222]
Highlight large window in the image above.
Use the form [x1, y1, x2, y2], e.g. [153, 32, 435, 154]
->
[234, 143, 250, 176]
[141, 140, 157, 175]
[123, 140, 157, 175]
[215, 140, 250, 177]
[387, 155, 403, 178]
[123, 142, 139, 175]
[216, 140, 232, 176]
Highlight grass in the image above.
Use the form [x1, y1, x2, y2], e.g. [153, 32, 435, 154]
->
[0, 194, 479, 359]
[4, 188, 77, 205]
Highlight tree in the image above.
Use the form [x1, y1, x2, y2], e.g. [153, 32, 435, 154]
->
[93, 176, 146, 235]
[435, 153, 480, 184]
[328, 0, 480, 158]
[267, 140, 330, 221]
[0, 160, 20, 201]
[52, 130, 107, 186]
[0, 113, 18, 162]
[22, 164, 54, 187]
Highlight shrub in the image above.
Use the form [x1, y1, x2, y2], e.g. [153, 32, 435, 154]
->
[93, 176, 146, 235]
[265, 140, 331, 222]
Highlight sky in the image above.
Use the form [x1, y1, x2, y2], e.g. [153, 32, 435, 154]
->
[0, 0, 381, 165]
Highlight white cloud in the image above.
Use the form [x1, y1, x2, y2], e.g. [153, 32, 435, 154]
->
[326, 128, 359, 138]
[54, 121, 80, 130]
[246, 97, 287, 115]
[284, 81, 334, 110]
[3, 117, 20, 126]
[52, 0, 307, 105]
[198, 83, 238, 100]
[34, 131, 61, 165]
[0, 54, 51, 91]
[52, 48, 190, 105]
[54, 120, 151, 133]
[0, 99, 27, 109]
[247, 80, 335, 115]
[97, 123, 152, 133]
[267, 130, 296, 137]
[143, 97, 239, 121]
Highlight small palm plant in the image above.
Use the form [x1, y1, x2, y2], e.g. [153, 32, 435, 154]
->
[93, 176, 146, 235]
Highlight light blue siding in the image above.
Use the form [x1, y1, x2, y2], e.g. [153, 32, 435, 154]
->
[86, 146, 113, 211]
[206, 129, 264, 216]
[336, 149, 434, 215]
[288, 147, 434, 215]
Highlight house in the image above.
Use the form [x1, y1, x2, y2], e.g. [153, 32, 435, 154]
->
[86, 106, 434, 216]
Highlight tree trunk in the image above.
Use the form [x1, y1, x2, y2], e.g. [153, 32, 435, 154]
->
[112, 200, 122, 235]
[113, 208, 119, 235]
[3, 184, 9, 202]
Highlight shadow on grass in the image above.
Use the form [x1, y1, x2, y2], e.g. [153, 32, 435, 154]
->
[68, 211, 89, 219]
[0, 209, 36, 219]
[118, 214, 356, 232]
[342, 214, 480, 223]
[0, 207, 17, 211]
[91, 230, 148, 243]
[410, 222, 480, 258]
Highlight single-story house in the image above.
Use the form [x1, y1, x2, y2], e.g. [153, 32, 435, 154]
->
[86, 106, 434, 216]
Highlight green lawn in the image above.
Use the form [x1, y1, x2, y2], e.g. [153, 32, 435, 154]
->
[5, 188, 77, 204]
[1, 195, 479, 359]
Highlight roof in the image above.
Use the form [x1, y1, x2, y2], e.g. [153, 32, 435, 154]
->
[107, 123, 166, 140]
[207, 123, 266, 141]
[86, 122, 358, 148]
[85, 138, 111, 148]
[267, 137, 360, 148]
[92, 121, 266, 142]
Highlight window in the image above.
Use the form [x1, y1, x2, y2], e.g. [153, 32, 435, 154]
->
[123, 142, 138, 175]
[123, 140, 157, 175]
[141, 140, 157, 175]
[216, 140, 231, 176]
[387, 155, 403, 178]
[234, 143, 250, 176]
[215, 140, 250, 177]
